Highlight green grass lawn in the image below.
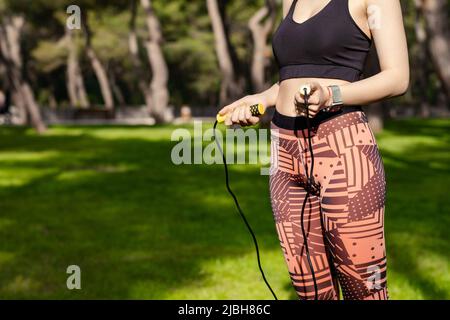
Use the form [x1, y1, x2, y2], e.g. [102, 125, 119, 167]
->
[0, 118, 449, 299]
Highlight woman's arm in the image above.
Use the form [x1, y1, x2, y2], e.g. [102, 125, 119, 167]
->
[295, 0, 410, 117]
[217, 82, 279, 126]
[217, 1, 296, 125]
[340, 0, 410, 105]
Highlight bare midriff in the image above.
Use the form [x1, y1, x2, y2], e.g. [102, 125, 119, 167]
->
[275, 77, 351, 116]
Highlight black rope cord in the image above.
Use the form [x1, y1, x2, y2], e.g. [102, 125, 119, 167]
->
[213, 89, 322, 300]
[301, 88, 319, 300]
[213, 121, 278, 300]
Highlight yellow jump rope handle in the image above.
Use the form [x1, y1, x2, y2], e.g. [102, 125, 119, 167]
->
[216, 103, 266, 123]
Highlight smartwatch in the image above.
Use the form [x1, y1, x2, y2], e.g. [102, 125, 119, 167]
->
[324, 85, 344, 112]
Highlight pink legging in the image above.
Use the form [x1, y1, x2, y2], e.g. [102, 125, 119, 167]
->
[269, 110, 388, 300]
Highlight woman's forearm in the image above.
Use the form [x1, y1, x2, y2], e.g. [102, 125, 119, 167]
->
[339, 0, 409, 107]
[218, 81, 279, 122]
[258, 66, 410, 109]
[257, 82, 280, 107]
[340, 68, 409, 106]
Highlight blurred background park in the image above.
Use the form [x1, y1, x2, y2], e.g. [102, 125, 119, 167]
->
[0, 0, 449, 299]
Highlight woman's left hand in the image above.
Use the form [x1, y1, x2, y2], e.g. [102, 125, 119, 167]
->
[294, 82, 333, 118]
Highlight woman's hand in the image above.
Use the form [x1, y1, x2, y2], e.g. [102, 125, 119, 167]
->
[218, 94, 267, 126]
[294, 82, 333, 118]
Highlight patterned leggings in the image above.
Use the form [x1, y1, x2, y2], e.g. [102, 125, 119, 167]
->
[269, 110, 388, 300]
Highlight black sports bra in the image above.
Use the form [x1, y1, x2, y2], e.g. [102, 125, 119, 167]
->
[272, 0, 372, 83]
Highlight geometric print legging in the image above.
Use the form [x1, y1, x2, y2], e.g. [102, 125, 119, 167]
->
[269, 111, 388, 300]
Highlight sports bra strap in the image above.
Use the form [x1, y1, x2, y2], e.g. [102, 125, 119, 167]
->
[287, 0, 298, 17]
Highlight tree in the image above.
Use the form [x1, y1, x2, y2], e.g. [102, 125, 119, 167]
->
[206, 0, 244, 105]
[0, 15, 46, 133]
[248, 0, 276, 92]
[81, 11, 115, 110]
[412, 0, 432, 116]
[129, 0, 152, 110]
[416, 0, 450, 101]
[140, 0, 170, 123]
[66, 27, 90, 108]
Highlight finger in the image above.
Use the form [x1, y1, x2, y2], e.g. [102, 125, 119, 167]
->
[307, 109, 319, 117]
[298, 112, 305, 118]
[308, 82, 320, 95]
[248, 116, 260, 125]
[242, 107, 252, 126]
[295, 92, 305, 105]
[218, 104, 232, 116]
[307, 94, 320, 106]
[308, 104, 320, 113]
[238, 107, 247, 125]
[224, 115, 232, 126]
[297, 102, 317, 114]
[231, 107, 240, 123]
[245, 106, 252, 120]
[219, 100, 239, 116]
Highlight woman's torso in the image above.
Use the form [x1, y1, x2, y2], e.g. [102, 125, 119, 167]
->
[273, 0, 372, 117]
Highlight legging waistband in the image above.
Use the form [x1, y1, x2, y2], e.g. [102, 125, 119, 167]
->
[271, 105, 363, 130]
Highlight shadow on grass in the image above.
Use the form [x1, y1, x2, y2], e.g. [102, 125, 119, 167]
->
[0, 126, 282, 299]
[0, 118, 449, 299]
[379, 119, 450, 299]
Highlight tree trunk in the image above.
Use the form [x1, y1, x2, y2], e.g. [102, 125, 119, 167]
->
[81, 14, 115, 110]
[140, 0, 170, 123]
[248, 0, 276, 92]
[48, 88, 57, 109]
[66, 28, 89, 108]
[413, 0, 431, 117]
[21, 83, 46, 130]
[11, 90, 27, 124]
[206, 0, 243, 105]
[108, 68, 125, 106]
[129, 0, 153, 110]
[0, 16, 46, 133]
[75, 68, 90, 108]
[417, 0, 450, 100]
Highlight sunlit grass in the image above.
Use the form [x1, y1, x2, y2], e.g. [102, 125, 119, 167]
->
[0, 118, 448, 299]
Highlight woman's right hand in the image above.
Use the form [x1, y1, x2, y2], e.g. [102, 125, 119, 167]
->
[218, 94, 267, 126]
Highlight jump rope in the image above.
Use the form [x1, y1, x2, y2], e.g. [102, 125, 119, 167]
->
[213, 84, 321, 300]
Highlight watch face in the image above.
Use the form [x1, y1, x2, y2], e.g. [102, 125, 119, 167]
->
[330, 85, 343, 106]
